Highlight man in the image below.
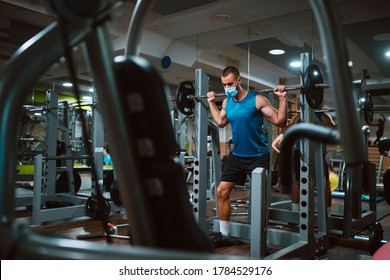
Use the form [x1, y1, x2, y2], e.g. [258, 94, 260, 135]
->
[314, 107, 337, 212]
[272, 110, 337, 213]
[207, 66, 287, 248]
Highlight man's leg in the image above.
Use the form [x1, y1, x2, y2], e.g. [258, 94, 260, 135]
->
[217, 181, 236, 222]
[212, 181, 236, 248]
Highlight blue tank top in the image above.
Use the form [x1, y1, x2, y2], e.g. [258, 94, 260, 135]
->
[225, 91, 269, 157]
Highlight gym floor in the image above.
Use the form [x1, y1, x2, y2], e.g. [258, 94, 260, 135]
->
[211, 188, 390, 259]
[14, 184, 390, 260]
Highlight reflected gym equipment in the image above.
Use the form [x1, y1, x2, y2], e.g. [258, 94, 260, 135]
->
[176, 69, 388, 129]
[85, 195, 111, 220]
[303, 64, 324, 109]
[109, 179, 122, 206]
[55, 170, 82, 193]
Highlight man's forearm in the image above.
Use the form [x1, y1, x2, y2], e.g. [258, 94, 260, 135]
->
[277, 96, 288, 126]
[209, 101, 220, 122]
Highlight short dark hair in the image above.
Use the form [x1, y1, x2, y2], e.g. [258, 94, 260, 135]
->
[222, 66, 240, 79]
[104, 144, 110, 154]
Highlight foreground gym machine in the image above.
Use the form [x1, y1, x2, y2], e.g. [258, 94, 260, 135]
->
[0, 0, 367, 259]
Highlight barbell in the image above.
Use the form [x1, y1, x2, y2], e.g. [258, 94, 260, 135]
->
[359, 93, 390, 126]
[176, 64, 328, 115]
[198, 84, 329, 99]
[286, 93, 388, 126]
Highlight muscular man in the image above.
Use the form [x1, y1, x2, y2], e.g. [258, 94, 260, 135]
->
[207, 66, 287, 248]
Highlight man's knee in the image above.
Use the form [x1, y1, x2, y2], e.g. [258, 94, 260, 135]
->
[217, 183, 233, 200]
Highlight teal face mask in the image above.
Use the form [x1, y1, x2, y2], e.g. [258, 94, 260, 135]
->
[225, 86, 238, 97]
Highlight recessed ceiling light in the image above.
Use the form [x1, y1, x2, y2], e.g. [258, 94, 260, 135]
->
[348, 60, 353, 67]
[62, 82, 73, 87]
[269, 49, 285, 55]
[373, 33, 390, 41]
[213, 14, 230, 21]
[386, 51, 390, 57]
[248, 30, 262, 36]
[290, 61, 301, 68]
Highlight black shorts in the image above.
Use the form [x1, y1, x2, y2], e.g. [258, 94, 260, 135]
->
[221, 153, 270, 185]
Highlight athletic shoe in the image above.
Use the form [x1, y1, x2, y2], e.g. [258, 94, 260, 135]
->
[211, 232, 234, 248]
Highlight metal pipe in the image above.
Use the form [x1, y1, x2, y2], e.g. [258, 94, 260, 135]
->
[0, 225, 228, 260]
[192, 83, 330, 100]
[310, 0, 366, 166]
[289, 106, 390, 114]
[44, 155, 90, 160]
[125, 0, 156, 56]
[279, 123, 340, 193]
[84, 22, 157, 245]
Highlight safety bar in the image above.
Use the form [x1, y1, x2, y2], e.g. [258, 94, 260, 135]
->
[125, 0, 156, 56]
[279, 123, 340, 193]
[309, 0, 365, 166]
[0, 225, 230, 260]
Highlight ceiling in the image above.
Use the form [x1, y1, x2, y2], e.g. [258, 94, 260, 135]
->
[0, 0, 390, 111]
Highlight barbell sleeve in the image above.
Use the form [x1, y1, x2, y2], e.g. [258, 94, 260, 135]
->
[191, 82, 331, 100]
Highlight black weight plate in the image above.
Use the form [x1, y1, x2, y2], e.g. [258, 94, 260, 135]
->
[56, 170, 82, 193]
[303, 64, 324, 109]
[363, 93, 374, 125]
[175, 80, 195, 115]
[110, 179, 122, 206]
[368, 223, 384, 255]
[85, 195, 111, 220]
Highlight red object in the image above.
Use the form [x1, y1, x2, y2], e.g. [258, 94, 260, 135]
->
[371, 242, 390, 260]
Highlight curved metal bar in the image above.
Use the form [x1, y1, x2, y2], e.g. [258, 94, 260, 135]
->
[83, 23, 157, 245]
[309, 0, 365, 166]
[1, 0, 214, 259]
[0, 225, 230, 260]
[279, 123, 340, 193]
[0, 22, 92, 221]
[125, 0, 157, 56]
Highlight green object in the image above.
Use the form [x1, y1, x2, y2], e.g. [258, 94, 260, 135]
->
[16, 164, 34, 174]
